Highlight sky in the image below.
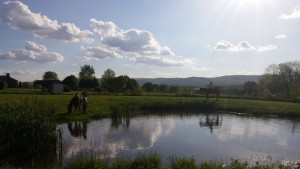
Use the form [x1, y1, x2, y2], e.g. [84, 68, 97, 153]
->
[0, 0, 300, 81]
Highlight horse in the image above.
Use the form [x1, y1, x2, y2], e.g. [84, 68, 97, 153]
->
[198, 87, 222, 100]
[68, 94, 81, 113]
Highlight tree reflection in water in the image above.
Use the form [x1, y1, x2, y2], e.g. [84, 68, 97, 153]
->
[67, 121, 88, 139]
[199, 113, 222, 133]
[110, 112, 131, 130]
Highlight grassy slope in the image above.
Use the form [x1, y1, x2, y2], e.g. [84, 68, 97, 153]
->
[1, 94, 300, 121]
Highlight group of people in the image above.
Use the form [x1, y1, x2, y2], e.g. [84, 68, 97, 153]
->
[68, 92, 88, 114]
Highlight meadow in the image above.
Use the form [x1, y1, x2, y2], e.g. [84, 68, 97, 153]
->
[1, 93, 300, 122]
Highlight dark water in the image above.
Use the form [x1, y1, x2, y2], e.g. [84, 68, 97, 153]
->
[60, 113, 300, 164]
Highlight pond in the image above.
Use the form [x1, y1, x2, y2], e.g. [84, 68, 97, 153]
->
[60, 113, 300, 164]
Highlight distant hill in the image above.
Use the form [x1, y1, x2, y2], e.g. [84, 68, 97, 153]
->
[135, 75, 262, 87]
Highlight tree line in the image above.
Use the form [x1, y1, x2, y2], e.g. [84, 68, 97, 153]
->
[222, 60, 300, 100]
[41, 65, 142, 95]
[1, 61, 299, 100]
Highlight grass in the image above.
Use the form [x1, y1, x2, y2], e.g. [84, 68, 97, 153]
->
[1, 94, 300, 122]
[62, 154, 300, 169]
[0, 97, 59, 165]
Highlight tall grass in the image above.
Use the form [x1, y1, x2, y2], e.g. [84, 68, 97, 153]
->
[63, 154, 300, 169]
[0, 98, 58, 159]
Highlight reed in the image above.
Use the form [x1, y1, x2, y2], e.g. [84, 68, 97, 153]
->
[0, 98, 58, 159]
[63, 154, 300, 169]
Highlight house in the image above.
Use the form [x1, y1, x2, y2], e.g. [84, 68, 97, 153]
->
[0, 73, 18, 88]
[34, 80, 64, 93]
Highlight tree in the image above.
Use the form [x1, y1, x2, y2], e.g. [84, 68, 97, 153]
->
[63, 75, 79, 91]
[260, 60, 300, 98]
[79, 65, 95, 79]
[101, 68, 116, 88]
[142, 82, 154, 92]
[78, 65, 98, 89]
[104, 75, 140, 94]
[102, 68, 115, 80]
[22, 82, 32, 89]
[243, 81, 258, 95]
[79, 77, 99, 89]
[43, 71, 58, 80]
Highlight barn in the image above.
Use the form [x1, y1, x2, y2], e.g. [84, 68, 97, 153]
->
[0, 73, 18, 88]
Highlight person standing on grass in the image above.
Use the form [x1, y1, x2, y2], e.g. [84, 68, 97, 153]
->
[82, 93, 88, 114]
[207, 82, 214, 93]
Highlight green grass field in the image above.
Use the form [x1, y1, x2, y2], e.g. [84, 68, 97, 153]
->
[1, 94, 300, 122]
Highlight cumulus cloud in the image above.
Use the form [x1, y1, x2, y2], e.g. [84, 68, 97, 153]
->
[279, 6, 300, 20]
[0, 1, 93, 42]
[275, 34, 287, 39]
[0, 41, 64, 63]
[81, 45, 123, 60]
[212, 40, 276, 53]
[82, 18, 188, 67]
[213, 40, 255, 52]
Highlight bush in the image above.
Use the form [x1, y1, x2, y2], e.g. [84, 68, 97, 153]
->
[64, 85, 72, 92]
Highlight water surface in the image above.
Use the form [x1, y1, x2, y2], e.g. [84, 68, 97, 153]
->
[60, 113, 300, 163]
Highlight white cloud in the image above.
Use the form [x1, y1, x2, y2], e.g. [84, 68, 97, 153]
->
[279, 6, 300, 20]
[212, 40, 276, 53]
[81, 45, 123, 60]
[131, 56, 193, 67]
[0, 41, 64, 63]
[256, 45, 277, 52]
[0, 1, 93, 43]
[213, 40, 255, 52]
[275, 34, 287, 39]
[83, 18, 189, 67]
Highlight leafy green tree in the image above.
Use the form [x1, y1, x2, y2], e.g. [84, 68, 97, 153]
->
[22, 82, 32, 89]
[159, 84, 168, 93]
[105, 75, 140, 94]
[78, 65, 98, 89]
[260, 60, 300, 98]
[142, 82, 154, 92]
[102, 68, 115, 80]
[79, 65, 95, 79]
[63, 75, 79, 90]
[243, 81, 258, 95]
[79, 77, 99, 90]
[43, 71, 58, 80]
[168, 86, 179, 93]
[101, 68, 116, 89]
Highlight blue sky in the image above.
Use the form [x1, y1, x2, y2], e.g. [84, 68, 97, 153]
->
[0, 0, 300, 81]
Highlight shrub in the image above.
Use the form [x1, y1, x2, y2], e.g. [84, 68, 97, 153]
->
[64, 85, 72, 92]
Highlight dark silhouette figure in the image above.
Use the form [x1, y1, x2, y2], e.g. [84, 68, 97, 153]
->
[199, 114, 222, 133]
[198, 87, 221, 100]
[81, 93, 87, 114]
[68, 93, 81, 113]
[68, 121, 87, 139]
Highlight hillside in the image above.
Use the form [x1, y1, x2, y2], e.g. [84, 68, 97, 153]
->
[135, 75, 262, 87]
